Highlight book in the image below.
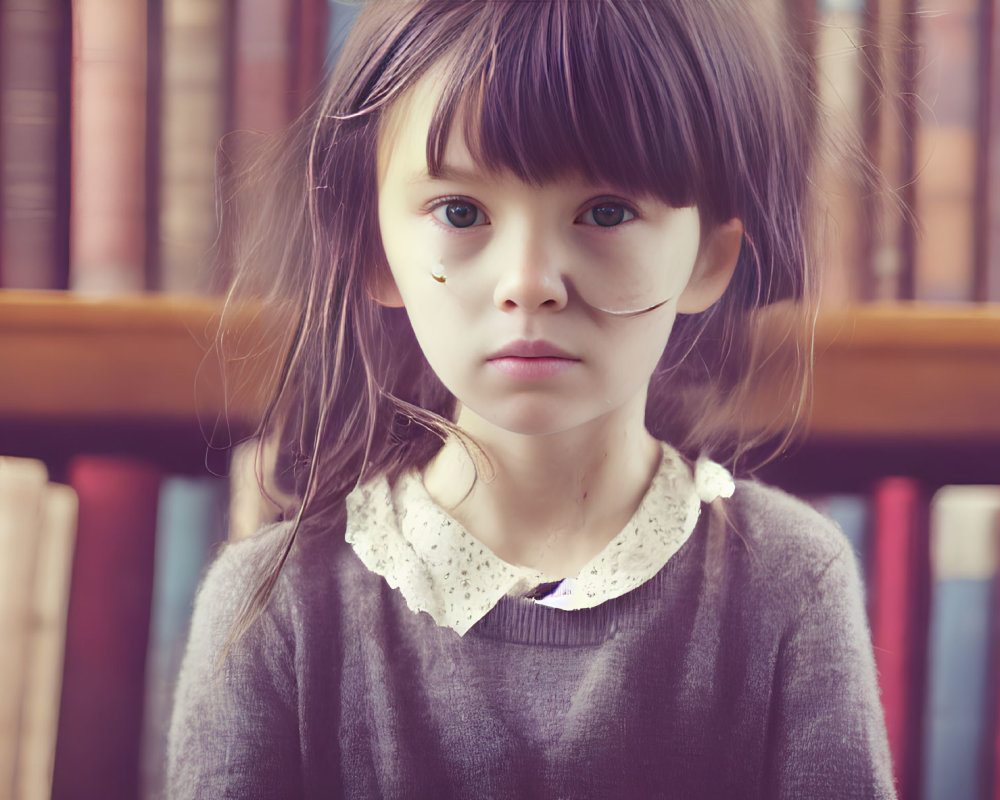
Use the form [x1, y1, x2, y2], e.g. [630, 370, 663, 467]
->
[52, 456, 162, 800]
[292, 0, 332, 112]
[809, 492, 869, 587]
[922, 485, 1000, 800]
[911, 0, 980, 301]
[812, 0, 867, 304]
[980, 0, 1000, 301]
[868, 476, 929, 800]
[69, 0, 149, 293]
[231, 0, 296, 136]
[861, 0, 917, 301]
[0, 457, 48, 795]
[0, 0, 72, 289]
[15, 482, 78, 800]
[156, 0, 227, 294]
[140, 475, 227, 800]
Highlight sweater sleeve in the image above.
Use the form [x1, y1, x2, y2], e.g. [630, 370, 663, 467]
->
[763, 536, 897, 799]
[166, 531, 302, 800]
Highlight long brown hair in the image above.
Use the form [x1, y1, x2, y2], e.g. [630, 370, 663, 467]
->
[216, 0, 835, 650]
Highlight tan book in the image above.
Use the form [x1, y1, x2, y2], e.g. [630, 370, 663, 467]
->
[813, 0, 867, 305]
[15, 483, 77, 800]
[157, 0, 227, 294]
[0, 457, 48, 794]
[912, 0, 980, 300]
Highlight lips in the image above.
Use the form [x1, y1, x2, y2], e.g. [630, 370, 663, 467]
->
[486, 339, 580, 380]
[487, 339, 578, 361]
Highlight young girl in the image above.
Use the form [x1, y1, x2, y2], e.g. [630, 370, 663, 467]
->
[169, 1, 895, 797]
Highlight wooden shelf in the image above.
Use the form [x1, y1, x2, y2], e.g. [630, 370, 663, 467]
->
[2, 290, 1000, 441]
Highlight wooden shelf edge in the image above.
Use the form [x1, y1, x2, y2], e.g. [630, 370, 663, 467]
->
[2, 291, 999, 440]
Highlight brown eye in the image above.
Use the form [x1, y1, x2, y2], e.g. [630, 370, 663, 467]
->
[593, 205, 624, 226]
[443, 201, 482, 228]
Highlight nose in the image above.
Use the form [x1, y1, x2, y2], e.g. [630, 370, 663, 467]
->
[491, 224, 569, 313]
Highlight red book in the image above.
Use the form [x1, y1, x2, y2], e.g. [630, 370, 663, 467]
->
[51, 456, 161, 800]
[231, 0, 296, 136]
[868, 476, 929, 800]
[293, 0, 332, 111]
[69, 0, 148, 292]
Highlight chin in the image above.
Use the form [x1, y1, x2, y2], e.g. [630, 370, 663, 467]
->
[468, 401, 596, 439]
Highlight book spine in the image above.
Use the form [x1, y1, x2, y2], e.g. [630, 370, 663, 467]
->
[52, 456, 161, 800]
[15, 482, 78, 800]
[0, 457, 49, 796]
[869, 476, 929, 800]
[922, 485, 1000, 800]
[813, 492, 870, 587]
[860, 0, 913, 300]
[0, 0, 72, 289]
[911, 0, 981, 300]
[292, 0, 332, 112]
[69, 0, 148, 293]
[156, 0, 227, 293]
[140, 475, 227, 800]
[231, 0, 295, 135]
[813, 0, 867, 305]
[980, 0, 1000, 301]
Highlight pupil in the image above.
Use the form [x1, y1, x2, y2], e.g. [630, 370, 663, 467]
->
[446, 203, 477, 228]
[593, 205, 625, 226]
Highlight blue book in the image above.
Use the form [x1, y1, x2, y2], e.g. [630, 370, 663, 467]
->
[140, 475, 228, 800]
[922, 485, 1000, 800]
[808, 493, 869, 586]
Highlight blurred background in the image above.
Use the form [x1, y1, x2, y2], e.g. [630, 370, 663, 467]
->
[0, 0, 998, 799]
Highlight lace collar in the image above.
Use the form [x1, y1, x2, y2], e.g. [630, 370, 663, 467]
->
[345, 442, 734, 635]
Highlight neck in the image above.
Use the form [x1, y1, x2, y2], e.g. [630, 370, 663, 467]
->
[422, 396, 662, 577]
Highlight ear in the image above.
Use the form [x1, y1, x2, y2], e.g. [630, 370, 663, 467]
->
[369, 262, 405, 308]
[676, 218, 744, 314]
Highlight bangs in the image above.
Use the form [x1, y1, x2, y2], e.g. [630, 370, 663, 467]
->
[421, 0, 708, 208]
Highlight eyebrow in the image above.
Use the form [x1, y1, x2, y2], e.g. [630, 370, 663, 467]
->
[408, 163, 486, 185]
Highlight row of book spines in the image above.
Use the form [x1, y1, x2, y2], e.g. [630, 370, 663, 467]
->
[0, 453, 232, 800]
[2, 1, 998, 302]
[810, 480, 1000, 800]
[807, 0, 1000, 304]
[0, 0, 351, 294]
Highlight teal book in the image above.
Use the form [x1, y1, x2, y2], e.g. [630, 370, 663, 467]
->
[140, 475, 228, 800]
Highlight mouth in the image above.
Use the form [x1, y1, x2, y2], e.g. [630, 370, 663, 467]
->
[487, 339, 578, 360]
[486, 339, 580, 379]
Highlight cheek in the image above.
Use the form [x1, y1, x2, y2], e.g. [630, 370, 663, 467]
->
[605, 313, 679, 388]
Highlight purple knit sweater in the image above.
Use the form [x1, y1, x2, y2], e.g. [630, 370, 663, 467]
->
[167, 480, 896, 799]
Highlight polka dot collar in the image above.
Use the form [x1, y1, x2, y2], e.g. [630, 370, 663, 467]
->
[344, 442, 734, 635]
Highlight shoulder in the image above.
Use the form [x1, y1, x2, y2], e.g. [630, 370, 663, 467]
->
[188, 518, 350, 657]
[719, 479, 858, 605]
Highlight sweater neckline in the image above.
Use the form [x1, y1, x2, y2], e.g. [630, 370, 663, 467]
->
[344, 442, 734, 636]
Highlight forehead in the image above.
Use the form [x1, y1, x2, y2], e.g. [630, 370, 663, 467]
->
[377, 70, 463, 185]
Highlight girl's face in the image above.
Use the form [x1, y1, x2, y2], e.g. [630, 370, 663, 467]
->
[376, 76, 739, 440]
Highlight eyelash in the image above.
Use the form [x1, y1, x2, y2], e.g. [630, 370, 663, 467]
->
[425, 196, 640, 231]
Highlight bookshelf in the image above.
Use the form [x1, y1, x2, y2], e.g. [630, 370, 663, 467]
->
[3, 290, 998, 429]
[2, 290, 999, 478]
